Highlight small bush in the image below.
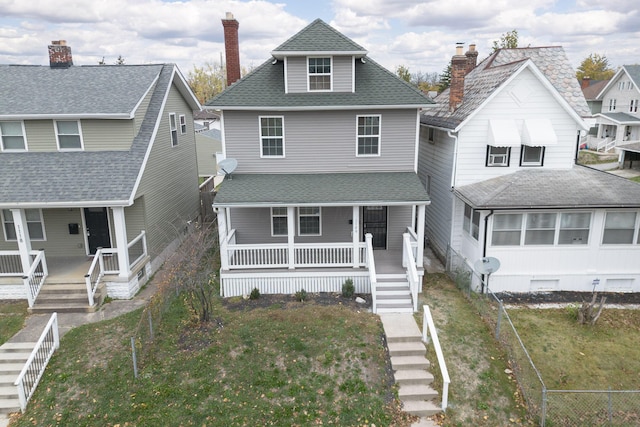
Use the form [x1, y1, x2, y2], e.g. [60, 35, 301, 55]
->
[566, 303, 579, 321]
[295, 288, 308, 302]
[342, 279, 355, 298]
[249, 287, 260, 300]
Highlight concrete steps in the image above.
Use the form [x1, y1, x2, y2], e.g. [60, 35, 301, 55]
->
[380, 314, 441, 419]
[375, 274, 414, 313]
[29, 282, 104, 313]
[0, 342, 35, 415]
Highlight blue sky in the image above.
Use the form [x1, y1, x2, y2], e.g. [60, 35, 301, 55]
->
[0, 0, 637, 78]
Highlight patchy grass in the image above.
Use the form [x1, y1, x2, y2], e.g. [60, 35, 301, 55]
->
[9, 294, 415, 427]
[577, 150, 618, 165]
[0, 300, 28, 345]
[631, 175, 640, 183]
[418, 274, 530, 426]
[508, 307, 640, 390]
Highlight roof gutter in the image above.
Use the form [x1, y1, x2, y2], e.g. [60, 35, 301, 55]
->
[204, 104, 436, 111]
[0, 200, 132, 209]
[213, 200, 432, 209]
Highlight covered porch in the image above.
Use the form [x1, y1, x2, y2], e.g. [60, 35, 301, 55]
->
[0, 205, 150, 310]
[592, 112, 640, 152]
[213, 172, 430, 312]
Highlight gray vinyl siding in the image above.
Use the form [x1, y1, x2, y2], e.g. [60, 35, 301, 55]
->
[135, 82, 200, 259]
[21, 119, 133, 152]
[124, 197, 146, 242]
[418, 126, 455, 259]
[224, 109, 417, 173]
[230, 206, 352, 244]
[195, 133, 220, 177]
[81, 119, 135, 151]
[0, 208, 86, 255]
[386, 205, 413, 251]
[134, 83, 155, 135]
[286, 56, 354, 93]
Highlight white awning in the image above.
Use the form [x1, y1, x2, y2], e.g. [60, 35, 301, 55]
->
[488, 119, 521, 147]
[522, 118, 557, 146]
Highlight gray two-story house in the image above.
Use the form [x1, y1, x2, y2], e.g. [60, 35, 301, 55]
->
[0, 41, 201, 310]
[207, 19, 434, 313]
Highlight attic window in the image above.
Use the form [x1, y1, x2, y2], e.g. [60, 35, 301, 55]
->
[308, 57, 331, 91]
[55, 120, 83, 151]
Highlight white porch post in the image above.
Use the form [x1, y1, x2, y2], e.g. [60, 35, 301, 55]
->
[111, 207, 130, 278]
[11, 209, 33, 272]
[416, 204, 426, 268]
[217, 208, 228, 270]
[287, 207, 295, 269]
[352, 205, 360, 268]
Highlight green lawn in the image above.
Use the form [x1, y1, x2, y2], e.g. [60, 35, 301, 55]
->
[0, 300, 28, 346]
[631, 175, 640, 183]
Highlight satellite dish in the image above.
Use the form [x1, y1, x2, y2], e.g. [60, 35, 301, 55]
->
[474, 257, 501, 294]
[218, 158, 238, 180]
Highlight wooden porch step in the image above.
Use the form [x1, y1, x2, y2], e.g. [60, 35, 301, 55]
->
[0, 364, 24, 376]
[39, 283, 87, 294]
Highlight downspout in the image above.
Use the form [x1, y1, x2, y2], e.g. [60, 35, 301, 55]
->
[481, 209, 494, 294]
[447, 130, 459, 189]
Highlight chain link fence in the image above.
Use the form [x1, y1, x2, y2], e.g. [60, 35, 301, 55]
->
[445, 245, 640, 426]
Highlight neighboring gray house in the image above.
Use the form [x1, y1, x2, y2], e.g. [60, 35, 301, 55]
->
[195, 128, 222, 178]
[206, 19, 434, 313]
[419, 45, 640, 293]
[0, 41, 202, 310]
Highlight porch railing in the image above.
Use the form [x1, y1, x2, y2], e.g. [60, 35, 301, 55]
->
[295, 243, 363, 267]
[23, 250, 48, 308]
[0, 251, 23, 276]
[365, 233, 378, 313]
[403, 233, 419, 312]
[422, 305, 450, 411]
[14, 312, 60, 412]
[127, 230, 147, 269]
[596, 137, 615, 152]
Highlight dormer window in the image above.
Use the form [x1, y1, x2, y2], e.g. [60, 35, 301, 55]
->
[0, 121, 27, 151]
[55, 120, 83, 151]
[308, 57, 331, 91]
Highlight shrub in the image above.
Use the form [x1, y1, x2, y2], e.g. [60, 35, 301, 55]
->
[566, 303, 579, 321]
[342, 279, 355, 298]
[295, 288, 308, 302]
[249, 287, 260, 300]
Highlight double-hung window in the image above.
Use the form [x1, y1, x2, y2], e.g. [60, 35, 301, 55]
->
[169, 113, 178, 146]
[298, 207, 321, 236]
[524, 213, 556, 245]
[0, 121, 27, 151]
[492, 214, 522, 246]
[521, 146, 544, 166]
[260, 116, 284, 157]
[55, 120, 83, 150]
[608, 99, 617, 112]
[271, 207, 288, 236]
[486, 146, 510, 167]
[558, 212, 591, 244]
[308, 57, 331, 91]
[630, 100, 638, 113]
[357, 115, 381, 156]
[602, 211, 637, 244]
[463, 204, 480, 240]
[2, 209, 45, 241]
[179, 114, 187, 134]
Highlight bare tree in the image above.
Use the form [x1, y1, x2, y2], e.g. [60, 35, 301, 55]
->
[577, 293, 606, 325]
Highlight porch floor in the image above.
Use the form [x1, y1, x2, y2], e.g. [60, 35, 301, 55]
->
[46, 256, 92, 284]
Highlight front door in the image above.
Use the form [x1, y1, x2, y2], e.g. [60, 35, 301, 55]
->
[84, 207, 111, 255]
[363, 206, 387, 249]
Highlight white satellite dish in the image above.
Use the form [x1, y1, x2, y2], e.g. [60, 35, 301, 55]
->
[474, 256, 500, 293]
[218, 158, 238, 180]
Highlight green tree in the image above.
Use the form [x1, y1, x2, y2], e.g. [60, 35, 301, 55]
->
[396, 65, 411, 83]
[492, 29, 519, 52]
[187, 62, 226, 105]
[115, 55, 125, 65]
[576, 53, 615, 81]
[438, 63, 451, 92]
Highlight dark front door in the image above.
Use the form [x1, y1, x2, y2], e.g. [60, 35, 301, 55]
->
[363, 206, 387, 249]
[84, 207, 111, 255]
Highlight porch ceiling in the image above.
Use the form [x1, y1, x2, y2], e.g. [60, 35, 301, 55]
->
[213, 172, 430, 207]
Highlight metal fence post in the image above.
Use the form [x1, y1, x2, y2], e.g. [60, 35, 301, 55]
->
[541, 387, 547, 427]
[148, 310, 154, 342]
[608, 387, 612, 423]
[495, 300, 503, 339]
[131, 337, 138, 379]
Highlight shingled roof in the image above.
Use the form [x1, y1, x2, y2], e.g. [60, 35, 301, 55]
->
[596, 64, 640, 100]
[0, 64, 179, 207]
[422, 47, 590, 130]
[455, 166, 640, 209]
[206, 19, 433, 110]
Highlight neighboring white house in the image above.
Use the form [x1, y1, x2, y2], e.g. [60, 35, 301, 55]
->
[419, 46, 640, 293]
[205, 17, 434, 312]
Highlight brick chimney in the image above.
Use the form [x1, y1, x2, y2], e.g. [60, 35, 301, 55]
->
[581, 77, 591, 89]
[48, 40, 73, 68]
[465, 44, 478, 75]
[449, 44, 467, 111]
[222, 12, 241, 87]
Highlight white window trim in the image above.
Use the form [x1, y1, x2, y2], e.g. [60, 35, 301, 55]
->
[307, 56, 333, 92]
[487, 146, 510, 167]
[356, 114, 382, 157]
[270, 207, 288, 237]
[55, 120, 84, 151]
[491, 211, 593, 247]
[463, 204, 480, 241]
[520, 145, 544, 166]
[0, 121, 28, 152]
[427, 127, 435, 144]
[179, 114, 187, 135]
[169, 113, 178, 147]
[1, 209, 47, 242]
[297, 207, 321, 236]
[601, 210, 639, 245]
[259, 115, 285, 158]
[608, 98, 617, 112]
[630, 99, 638, 113]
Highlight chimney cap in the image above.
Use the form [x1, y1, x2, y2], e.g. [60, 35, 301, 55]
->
[225, 12, 234, 20]
[455, 43, 464, 55]
[51, 40, 67, 46]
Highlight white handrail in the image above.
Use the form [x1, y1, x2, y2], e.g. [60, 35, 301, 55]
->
[422, 305, 450, 411]
[403, 233, 419, 312]
[365, 233, 377, 313]
[84, 249, 103, 306]
[14, 312, 60, 412]
[22, 250, 48, 308]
